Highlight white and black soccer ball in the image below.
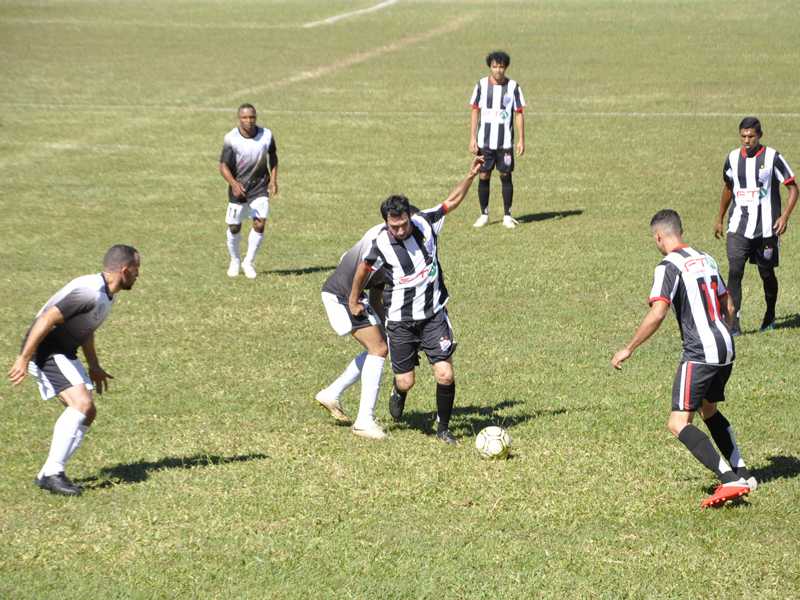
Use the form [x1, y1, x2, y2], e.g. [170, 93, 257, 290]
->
[475, 426, 511, 460]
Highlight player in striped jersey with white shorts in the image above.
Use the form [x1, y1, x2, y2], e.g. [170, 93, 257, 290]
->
[713, 116, 798, 334]
[612, 210, 756, 508]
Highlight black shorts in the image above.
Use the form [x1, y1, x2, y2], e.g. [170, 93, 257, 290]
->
[671, 361, 732, 412]
[385, 309, 456, 374]
[478, 148, 514, 174]
[727, 232, 780, 268]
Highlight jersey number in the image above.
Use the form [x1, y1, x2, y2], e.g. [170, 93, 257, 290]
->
[698, 280, 721, 322]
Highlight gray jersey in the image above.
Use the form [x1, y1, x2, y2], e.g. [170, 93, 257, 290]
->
[219, 126, 277, 203]
[322, 224, 386, 299]
[25, 273, 115, 363]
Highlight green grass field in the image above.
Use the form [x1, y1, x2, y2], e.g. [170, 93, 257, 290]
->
[2, 1, 800, 598]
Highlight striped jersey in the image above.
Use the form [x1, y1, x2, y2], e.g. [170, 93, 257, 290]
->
[24, 274, 115, 363]
[469, 77, 525, 150]
[322, 224, 386, 299]
[723, 145, 795, 239]
[219, 126, 277, 203]
[649, 246, 735, 365]
[362, 205, 450, 323]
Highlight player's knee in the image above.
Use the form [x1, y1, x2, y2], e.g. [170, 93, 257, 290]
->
[252, 219, 265, 233]
[395, 373, 414, 392]
[479, 171, 491, 181]
[84, 404, 97, 426]
[228, 224, 242, 235]
[433, 364, 454, 385]
[373, 341, 388, 358]
[499, 172, 512, 183]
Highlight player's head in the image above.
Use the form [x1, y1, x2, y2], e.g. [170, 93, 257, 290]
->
[237, 103, 257, 135]
[380, 195, 413, 240]
[650, 209, 683, 255]
[738, 116, 762, 150]
[103, 244, 140, 290]
[486, 51, 510, 81]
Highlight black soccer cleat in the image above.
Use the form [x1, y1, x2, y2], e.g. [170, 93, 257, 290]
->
[436, 429, 458, 445]
[35, 472, 82, 496]
[389, 385, 406, 421]
[759, 311, 776, 332]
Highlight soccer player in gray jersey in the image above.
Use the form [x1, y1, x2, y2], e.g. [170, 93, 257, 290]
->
[219, 103, 279, 279]
[469, 50, 526, 229]
[612, 210, 755, 508]
[8, 245, 140, 496]
[317, 224, 389, 440]
[713, 116, 797, 334]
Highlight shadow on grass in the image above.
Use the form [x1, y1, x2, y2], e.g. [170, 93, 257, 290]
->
[774, 313, 800, 331]
[264, 265, 336, 276]
[76, 453, 268, 489]
[398, 399, 572, 437]
[515, 209, 583, 224]
[750, 455, 800, 486]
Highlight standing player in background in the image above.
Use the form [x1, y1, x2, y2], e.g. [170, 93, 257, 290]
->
[8, 245, 141, 496]
[317, 224, 389, 440]
[469, 50, 525, 229]
[713, 117, 797, 334]
[349, 156, 483, 445]
[219, 103, 279, 279]
[612, 210, 755, 508]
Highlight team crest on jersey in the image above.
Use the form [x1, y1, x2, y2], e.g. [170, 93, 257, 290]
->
[439, 336, 452, 352]
[500, 110, 509, 121]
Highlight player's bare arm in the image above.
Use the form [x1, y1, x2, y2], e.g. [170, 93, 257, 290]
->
[442, 156, 484, 213]
[773, 182, 798, 236]
[268, 144, 279, 198]
[8, 306, 65, 386]
[611, 300, 670, 369]
[219, 162, 245, 198]
[348, 262, 372, 317]
[714, 183, 733, 239]
[515, 111, 525, 157]
[469, 108, 480, 155]
[81, 333, 113, 395]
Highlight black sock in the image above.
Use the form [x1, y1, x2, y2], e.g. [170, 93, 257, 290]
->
[436, 382, 455, 432]
[704, 412, 751, 479]
[678, 424, 738, 483]
[478, 179, 490, 214]
[501, 174, 513, 215]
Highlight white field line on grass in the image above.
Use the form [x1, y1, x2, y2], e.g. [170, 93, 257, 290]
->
[302, 0, 399, 28]
[2, 103, 800, 120]
[219, 14, 476, 103]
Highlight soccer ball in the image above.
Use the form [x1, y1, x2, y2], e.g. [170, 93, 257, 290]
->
[475, 426, 511, 460]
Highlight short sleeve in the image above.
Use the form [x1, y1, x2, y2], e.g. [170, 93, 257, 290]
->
[722, 156, 733, 185]
[362, 238, 384, 271]
[469, 82, 480, 108]
[420, 205, 447, 235]
[55, 288, 96, 320]
[774, 152, 795, 186]
[649, 263, 678, 305]
[513, 84, 525, 112]
[220, 142, 235, 169]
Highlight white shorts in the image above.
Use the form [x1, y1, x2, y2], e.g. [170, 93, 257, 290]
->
[322, 292, 381, 336]
[226, 196, 269, 225]
[28, 355, 93, 400]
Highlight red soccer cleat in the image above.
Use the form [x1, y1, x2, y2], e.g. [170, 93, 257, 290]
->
[701, 483, 750, 508]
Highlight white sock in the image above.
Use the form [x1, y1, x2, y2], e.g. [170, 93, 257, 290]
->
[41, 407, 86, 477]
[728, 426, 746, 470]
[244, 230, 264, 265]
[226, 230, 241, 260]
[355, 354, 385, 425]
[326, 352, 367, 399]
[65, 424, 89, 462]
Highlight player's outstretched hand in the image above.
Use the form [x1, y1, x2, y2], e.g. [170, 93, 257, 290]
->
[469, 155, 484, 177]
[8, 356, 28, 386]
[89, 365, 113, 394]
[611, 348, 631, 370]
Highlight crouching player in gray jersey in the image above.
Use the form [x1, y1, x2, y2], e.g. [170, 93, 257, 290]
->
[8, 245, 140, 496]
[317, 224, 389, 440]
[612, 210, 756, 508]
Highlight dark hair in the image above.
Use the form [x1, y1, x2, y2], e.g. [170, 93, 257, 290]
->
[485, 50, 510, 68]
[103, 245, 139, 270]
[238, 103, 256, 114]
[650, 209, 683, 235]
[738, 116, 762, 136]
[380, 195, 411, 221]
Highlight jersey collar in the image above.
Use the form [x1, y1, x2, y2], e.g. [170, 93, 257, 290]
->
[740, 145, 765, 159]
[100, 273, 113, 300]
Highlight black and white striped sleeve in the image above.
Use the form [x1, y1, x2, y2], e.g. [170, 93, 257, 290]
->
[722, 156, 733, 185]
[420, 204, 447, 234]
[649, 262, 678, 305]
[469, 82, 480, 108]
[774, 153, 795, 185]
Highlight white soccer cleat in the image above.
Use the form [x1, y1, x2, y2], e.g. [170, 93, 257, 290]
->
[352, 421, 386, 440]
[503, 215, 519, 229]
[227, 258, 241, 277]
[242, 261, 257, 279]
[745, 476, 758, 491]
[473, 214, 489, 228]
[315, 390, 350, 422]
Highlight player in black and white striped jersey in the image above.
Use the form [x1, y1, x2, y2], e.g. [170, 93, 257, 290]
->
[613, 210, 755, 508]
[349, 156, 483, 445]
[468, 50, 526, 229]
[219, 103, 279, 279]
[713, 117, 798, 333]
